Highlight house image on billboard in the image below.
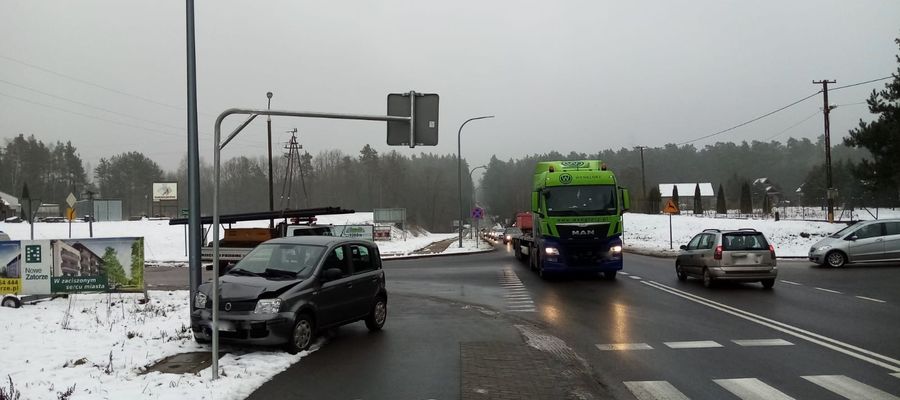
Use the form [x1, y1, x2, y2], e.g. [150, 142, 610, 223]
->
[2, 254, 20, 278]
[52, 241, 102, 277]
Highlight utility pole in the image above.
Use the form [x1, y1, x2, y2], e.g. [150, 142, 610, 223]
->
[636, 146, 647, 213]
[266, 92, 274, 229]
[279, 129, 310, 209]
[813, 79, 836, 223]
[85, 190, 95, 237]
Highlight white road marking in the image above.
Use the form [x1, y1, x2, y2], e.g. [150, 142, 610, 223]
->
[595, 343, 653, 351]
[623, 381, 689, 400]
[780, 280, 802, 285]
[856, 296, 887, 303]
[629, 275, 643, 280]
[714, 378, 796, 400]
[892, 372, 900, 379]
[507, 300, 534, 304]
[508, 309, 536, 312]
[802, 375, 900, 400]
[732, 339, 794, 347]
[815, 287, 842, 294]
[640, 280, 900, 373]
[664, 340, 723, 349]
[619, 272, 630, 275]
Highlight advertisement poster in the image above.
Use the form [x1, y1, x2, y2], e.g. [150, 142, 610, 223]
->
[332, 225, 375, 240]
[0, 237, 144, 295]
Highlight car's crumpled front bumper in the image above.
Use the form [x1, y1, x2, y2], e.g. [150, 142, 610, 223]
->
[191, 308, 293, 345]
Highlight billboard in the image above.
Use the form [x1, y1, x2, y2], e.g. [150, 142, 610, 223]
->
[152, 182, 178, 201]
[0, 237, 144, 295]
[332, 225, 374, 240]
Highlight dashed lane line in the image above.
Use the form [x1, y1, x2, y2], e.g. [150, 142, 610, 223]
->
[732, 339, 794, 347]
[664, 340, 723, 349]
[596, 343, 654, 351]
[714, 378, 796, 400]
[623, 381, 689, 400]
[856, 296, 887, 303]
[780, 280, 802, 285]
[815, 287, 842, 294]
[802, 375, 900, 400]
[629, 275, 643, 280]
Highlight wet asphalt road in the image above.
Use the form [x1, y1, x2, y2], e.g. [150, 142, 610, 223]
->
[150, 244, 900, 399]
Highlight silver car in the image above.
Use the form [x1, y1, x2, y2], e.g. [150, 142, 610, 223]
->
[676, 229, 778, 288]
[809, 219, 900, 268]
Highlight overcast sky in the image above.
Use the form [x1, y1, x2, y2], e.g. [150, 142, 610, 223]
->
[1, 1, 898, 175]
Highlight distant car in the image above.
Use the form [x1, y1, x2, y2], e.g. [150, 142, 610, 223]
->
[676, 228, 777, 288]
[3, 216, 22, 223]
[192, 236, 387, 353]
[808, 219, 900, 268]
[502, 227, 522, 244]
[490, 228, 504, 241]
[0, 231, 9, 241]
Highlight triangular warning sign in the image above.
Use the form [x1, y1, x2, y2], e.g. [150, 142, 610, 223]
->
[664, 199, 679, 214]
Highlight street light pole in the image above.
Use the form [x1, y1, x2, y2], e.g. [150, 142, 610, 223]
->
[266, 92, 274, 229]
[457, 116, 494, 248]
[468, 165, 487, 246]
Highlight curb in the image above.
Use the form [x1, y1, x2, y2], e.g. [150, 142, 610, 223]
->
[383, 246, 496, 261]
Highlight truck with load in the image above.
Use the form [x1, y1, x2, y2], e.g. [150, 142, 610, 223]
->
[511, 160, 629, 279]
[169, 207, 353, 272]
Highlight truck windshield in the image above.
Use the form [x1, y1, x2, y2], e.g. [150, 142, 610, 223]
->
[545, 185, 617, 216]
[232, 243, 325, 280]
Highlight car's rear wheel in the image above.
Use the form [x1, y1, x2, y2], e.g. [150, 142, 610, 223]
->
[602, 271, 617, 280]
[825, 251, 847, 268]
[761, 279, 775, 289]
[365, 296, 387, 331]
[286, 313, 315, 354]
[702, 268, 714, 288]
[676, 264, 687, 281]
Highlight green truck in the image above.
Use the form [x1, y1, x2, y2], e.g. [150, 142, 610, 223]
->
[511, 160, 630, 279]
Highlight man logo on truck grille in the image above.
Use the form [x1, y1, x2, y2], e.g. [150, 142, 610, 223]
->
[559, 173, 572, 184]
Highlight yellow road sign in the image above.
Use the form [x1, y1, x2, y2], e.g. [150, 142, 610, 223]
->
[66, 207, 76, 221]
[663, 199, 679, 214]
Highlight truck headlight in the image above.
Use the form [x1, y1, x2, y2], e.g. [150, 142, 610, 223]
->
[254, 298, 282, 314]
[610, 245, 623, 253]
[194, 292, 207, 309]
[545, 247, 560, 256]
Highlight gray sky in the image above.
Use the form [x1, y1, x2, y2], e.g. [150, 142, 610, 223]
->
[1, 1, 898, 175]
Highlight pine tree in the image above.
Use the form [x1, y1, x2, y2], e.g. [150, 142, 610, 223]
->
[693, 183, 703, 214]
[672, 185, 680, 214]
[130, 238, 144, 287]
[716, 184, 727, 214]
[843, 36, 900, 205]
[102, 247, 128, 287]
[648, 186, 661, 213]
[740, 182, 753, 214]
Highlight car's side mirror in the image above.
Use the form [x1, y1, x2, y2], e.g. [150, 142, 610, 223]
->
[680, 245, 688, 250]
[218, 262, 236, 276]
[846, 235, 858, 241]
[321, 268, 343, 281]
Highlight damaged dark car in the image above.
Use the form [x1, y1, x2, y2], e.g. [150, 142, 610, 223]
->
[191, 236, 387, 353]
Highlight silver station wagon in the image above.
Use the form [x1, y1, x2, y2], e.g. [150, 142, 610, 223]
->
[676, 228, 778, 288]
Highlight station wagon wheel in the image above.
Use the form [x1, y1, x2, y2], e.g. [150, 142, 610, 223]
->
[676, 264, 687, 281]
[761, 279, 775, 289]
[286, 313, 314, 354]
[825, 251, 847, 268]
[365, 296, 387, 331]
[702, 268, 714, 288]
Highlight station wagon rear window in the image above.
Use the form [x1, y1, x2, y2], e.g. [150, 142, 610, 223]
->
[722, 233, 769, 251]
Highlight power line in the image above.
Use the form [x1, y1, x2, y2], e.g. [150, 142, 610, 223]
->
[830, 76, 893, 91]
[676, 91, 821, 145]
[0, 54, 193, 113]
[676, 75, 892, 146]
[763, 110, 820, 141]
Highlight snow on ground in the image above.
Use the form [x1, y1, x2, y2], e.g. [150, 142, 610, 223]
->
[0, 290, 317, 400]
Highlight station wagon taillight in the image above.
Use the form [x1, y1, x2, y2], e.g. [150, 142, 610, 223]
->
[714, 245, 723, 260]
[769, 244, 776, 259]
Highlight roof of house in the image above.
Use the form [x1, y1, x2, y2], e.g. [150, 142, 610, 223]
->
[0, 191, 18, 207]
[658, 183, 715, 197]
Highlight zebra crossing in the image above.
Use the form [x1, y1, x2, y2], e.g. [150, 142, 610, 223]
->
[596, 338, 795, 351]
[497, 269, 535, 312]
[624, 374, 900, 400]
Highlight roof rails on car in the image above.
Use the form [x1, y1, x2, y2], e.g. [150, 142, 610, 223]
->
[703, 229, 721, 232]
[738, 228, 757, 231]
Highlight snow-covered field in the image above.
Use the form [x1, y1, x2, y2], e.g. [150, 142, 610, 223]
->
[0, 209, 884, 399]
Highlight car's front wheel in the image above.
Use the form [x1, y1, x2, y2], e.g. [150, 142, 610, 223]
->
[286, 313, 315, 354]
[365, 296, 387, 331]
[825, 251, 847, 268]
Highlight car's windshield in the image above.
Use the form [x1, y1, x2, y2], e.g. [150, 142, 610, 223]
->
[504, 228, 522, 235]
[231, 243, 325, 280]
[830, 224, 858, 238]
[545, 185, 617, 216]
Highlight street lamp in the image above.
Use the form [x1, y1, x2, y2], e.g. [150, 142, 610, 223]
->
[457, 115, 494, 248]
[468, 165, 487, 244]
[266, 92, 274, 229]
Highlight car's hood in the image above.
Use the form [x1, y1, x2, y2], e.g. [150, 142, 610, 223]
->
[200, 275, 305, 301]
[811, 236, 842, 248]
